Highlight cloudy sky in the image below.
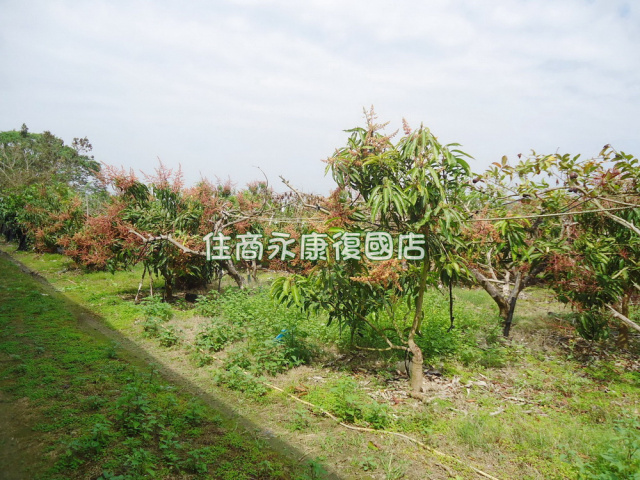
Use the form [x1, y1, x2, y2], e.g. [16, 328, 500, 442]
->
[1, 0, 638, 193]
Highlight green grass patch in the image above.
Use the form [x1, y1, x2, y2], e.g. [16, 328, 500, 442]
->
[3, 245, 640, 479]
[0, 254, 323, 479]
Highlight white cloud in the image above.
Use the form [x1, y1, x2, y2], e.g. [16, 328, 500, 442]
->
[0, 0, 638, 192]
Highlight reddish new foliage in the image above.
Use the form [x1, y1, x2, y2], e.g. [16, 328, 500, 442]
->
[142, 160, 184, 193]
[350, 258, 405, 290]
[60, 200, 140, 270]
[324, 188, 357, 229]
[98, 164, 139, 193]
[545, 252, 601, 305]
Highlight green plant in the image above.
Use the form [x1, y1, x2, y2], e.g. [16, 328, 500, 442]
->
[190, 348, 213, 367]
[213, 366, 269, 398]
[286, 408, 313, 432]
[182, 399, 208, 426]
[381, 454, 408, 480]
[141, 296, 173, 322]
[195, 319, 243, 352]
[195, 292, 220, 317]
[62, 416, 113, 466]
[274, 110, 472, 394]
[159, 430, 183, 468]
[249, 339, 305, 375]
[182, 447, 211, 474]
[123, 446, 157, 477]
[307, 458, 329, 479]
[142, 317, 161, 337]
[114, 382, 156, 437]
[104, 342, 119, 359]
[355, 455, 378, 471]
[82, 395, 107, 411]
[158, 325, 180, 347]
[0, 254, 316, 480]
[396, 409, 433, 436]
[573, 311, 611, 342]
[308, 377, 390, 429]
[577, 417, 640, 479]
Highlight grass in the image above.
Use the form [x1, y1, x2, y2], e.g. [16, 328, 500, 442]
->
[0, 253, 324, 479]
[2, 243, 640, 479]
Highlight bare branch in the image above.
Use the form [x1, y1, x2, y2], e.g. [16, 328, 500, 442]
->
[469, 205, 634, 222]
[129, 229, 206, 256]
[253, 165, 269, 189]
[279, 176, 331, 215]
[606, 305, 640, 334]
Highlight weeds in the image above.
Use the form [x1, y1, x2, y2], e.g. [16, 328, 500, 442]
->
[140, 296, 173, 322]
[194, 291, 220, 317]
[577, 416, 640, 479]
[307, 377, 390, 429]
[192, 288, 320, 375]
[0, 254, 320, 479]
[7, 247, 640, 479]
[157, 325, 180, 347]
[212, 366, 269, 398]
[141, 304, 180, 347]
[286, 408, 314, 432]
[195, 318, 243, 352]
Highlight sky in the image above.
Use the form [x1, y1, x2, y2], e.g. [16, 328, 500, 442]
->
[1, 0, 638, 194]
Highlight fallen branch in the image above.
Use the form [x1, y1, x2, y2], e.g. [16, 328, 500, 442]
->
[606, 305, 640, 334]
[264, 381, 499, 479]
[191, 342, 500, 480]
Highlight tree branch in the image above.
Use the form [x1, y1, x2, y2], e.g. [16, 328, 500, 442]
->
[469, 205, 634, 222]
[606, 305, 640, 334]
[279, 176, 331, 215]
[129, 229, 206, 256]
[467, 266, 508, 310]
[354, 310, 408, 352]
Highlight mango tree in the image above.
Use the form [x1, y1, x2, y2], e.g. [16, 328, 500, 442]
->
[542, 147, 640, 344]
[273, 112, 471, 394]
[467, 147, 640, 340]
[66, 164, 288, 297]
[461, 154, 567, 337]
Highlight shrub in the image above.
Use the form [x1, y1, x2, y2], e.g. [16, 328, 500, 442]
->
[195, 319, 243, 353]
[141, 296, 173, 322]
[573, 311, 610, 342]
[194, 292, 220, 317]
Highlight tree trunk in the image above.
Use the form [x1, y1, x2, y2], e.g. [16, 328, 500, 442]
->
[502, 271, 510, 297]
[502, 272, 523, 337]
[408, 258, 429, 395]
[502, 296, 518, 337]
[163, 272, 173, 300]
[17, 232, 28, 251]
[616, 295, 631, 349]
[408, 338, 424, 393]
[221, 259, 245, 289]
[470, 267, 510, 330]
[470, 267, 529, 338]
[164, 281, 173, 300]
